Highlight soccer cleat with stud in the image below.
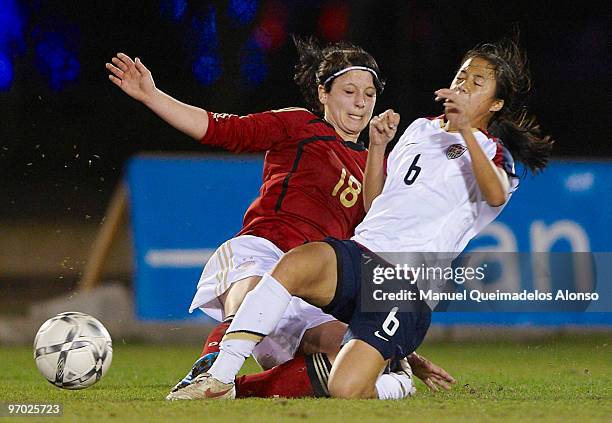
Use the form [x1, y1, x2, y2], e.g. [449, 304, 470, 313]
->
[166, 373, 236, 400]
[166, 351, 219, 397]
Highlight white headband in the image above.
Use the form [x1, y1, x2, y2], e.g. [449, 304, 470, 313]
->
[321, 66, 380, 87]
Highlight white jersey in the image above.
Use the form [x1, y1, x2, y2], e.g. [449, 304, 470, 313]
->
[352, 117, 519, 255]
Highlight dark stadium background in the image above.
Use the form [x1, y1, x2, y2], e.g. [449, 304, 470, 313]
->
[1, 1, 608, 221]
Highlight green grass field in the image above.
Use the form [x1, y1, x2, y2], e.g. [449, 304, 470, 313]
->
[1, 335, 610, 422]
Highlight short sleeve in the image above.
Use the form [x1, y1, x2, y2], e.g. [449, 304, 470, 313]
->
[490, 138, 520, 194]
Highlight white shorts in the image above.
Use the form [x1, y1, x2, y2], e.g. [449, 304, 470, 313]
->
[188, 235, 336, 369]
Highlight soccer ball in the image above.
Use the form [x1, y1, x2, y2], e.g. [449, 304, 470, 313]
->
[33, 311, 113, 389]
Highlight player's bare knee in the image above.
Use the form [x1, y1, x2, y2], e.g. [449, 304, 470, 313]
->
[328, 379, 374, 399]
[270, 248, 308, 294]
[221, 276, 261, 316]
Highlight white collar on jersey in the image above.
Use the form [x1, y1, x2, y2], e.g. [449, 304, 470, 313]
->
[439, 118, 480, 134]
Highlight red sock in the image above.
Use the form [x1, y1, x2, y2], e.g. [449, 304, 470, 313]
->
[200, 320, 231, 357]
[235, 353, 332, 398]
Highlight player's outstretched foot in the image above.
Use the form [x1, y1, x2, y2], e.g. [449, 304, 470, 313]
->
[166, 373, 236, 400]
[390, 357, 416, 397]
[166, 352, 219, 399]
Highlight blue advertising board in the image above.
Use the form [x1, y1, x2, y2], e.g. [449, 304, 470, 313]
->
[448, 160, 612, 325]
[127, 155, 612, 325]
[127, 154, 263, 321]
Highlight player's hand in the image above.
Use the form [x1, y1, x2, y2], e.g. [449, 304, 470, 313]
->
[369, 109, 400, 147]
[106, 53, 156, 104]
[407, 352, 456, 392]
[434, 88, 472, 131]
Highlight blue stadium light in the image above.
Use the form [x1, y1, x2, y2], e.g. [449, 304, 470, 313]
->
[228, 0, 258, 26]
[191, 6, 221, 85]
[0, 50, 13, 90]
[240, 37, 267, 87]
[0, 0, 25, 52]
[35, 31, 80, 91]
[160, 0, 187, 21]
[192, 5, 218, 52]
[193, 54, 221, 86]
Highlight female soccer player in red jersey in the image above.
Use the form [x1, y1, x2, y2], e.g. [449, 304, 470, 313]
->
[168, 36, 553, 400]
[107, 38, 453, 400]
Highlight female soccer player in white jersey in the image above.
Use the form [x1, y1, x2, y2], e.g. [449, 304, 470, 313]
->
[108, 37, 453, 399]
[169, 37, 553, 400]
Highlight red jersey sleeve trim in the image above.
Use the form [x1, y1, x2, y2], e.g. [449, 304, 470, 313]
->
[492, 138, 504, 167]
[490, 137, 519, 178]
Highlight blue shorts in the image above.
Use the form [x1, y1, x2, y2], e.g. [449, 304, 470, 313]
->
[321, 237, 431, 360]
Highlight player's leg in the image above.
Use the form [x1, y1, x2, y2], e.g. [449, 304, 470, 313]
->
[248, 297, 344, 370]
[220, 275, 261, 315]
[198, 276, 261, 359]
[168, 236, 282, 395]
[236, 302, 343, 398]
[210, 242, 338, 380]
[235, 351, 336, 398]
[298, 320, 347, 356]
[327, 339, 386, 399]
[236, 338, 414, 400]
[199, 244, 338, 372]
[167, 242, 338, 400]
[168, 276, 261, 394]
[169, 237, 419, 401]
[171, 240, 344, 396]
[309, 238, 421, 400]
[327, 338, 416, 400]
[234, 299, 343, 398]
[273, 242, 339, 302]
[251, 297, 341, 370]
[195, 236, 340, 366]
[202, 288, 344, 398]
[233, 238, 423, 400]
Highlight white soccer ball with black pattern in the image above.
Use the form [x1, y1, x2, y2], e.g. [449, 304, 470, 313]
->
[33, 311, 113, 389]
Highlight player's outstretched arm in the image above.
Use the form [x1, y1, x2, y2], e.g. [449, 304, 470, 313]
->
[106, 53, 209, 140]
[364, 109, 399, 211]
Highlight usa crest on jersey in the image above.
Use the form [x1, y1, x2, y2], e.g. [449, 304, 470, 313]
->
[446, 144, 467, 159]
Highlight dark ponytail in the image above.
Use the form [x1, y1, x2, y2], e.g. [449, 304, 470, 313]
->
[293, 36, 326, 115]
[293, 35, 385, 116]
[464, 36, 554, 174]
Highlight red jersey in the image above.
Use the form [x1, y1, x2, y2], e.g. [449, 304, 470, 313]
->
[201, 107, 368, 252]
